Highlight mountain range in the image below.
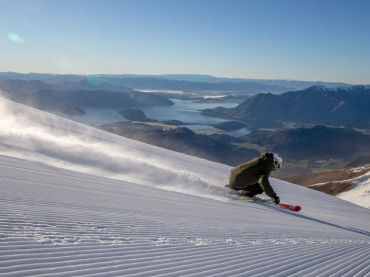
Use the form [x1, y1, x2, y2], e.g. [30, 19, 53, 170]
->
[0, 72, 355, 94]
[202, 85, 370, 128]
[239, 125, 370, 160]
[0, 79, 173, 115]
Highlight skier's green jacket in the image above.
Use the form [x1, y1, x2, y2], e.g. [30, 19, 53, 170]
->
[228, 152, 278, 199]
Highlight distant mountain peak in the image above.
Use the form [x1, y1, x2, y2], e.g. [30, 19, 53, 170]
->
[203, 85, 370, 129]
[303, 85, 330, 92]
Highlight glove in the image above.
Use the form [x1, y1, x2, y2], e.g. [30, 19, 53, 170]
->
[273, 196, 280, 205]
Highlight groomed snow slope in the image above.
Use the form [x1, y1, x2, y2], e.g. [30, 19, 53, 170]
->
[1, 98, 370, 277]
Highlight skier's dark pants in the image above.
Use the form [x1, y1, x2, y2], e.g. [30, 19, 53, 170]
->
[243, 183, 263, 197]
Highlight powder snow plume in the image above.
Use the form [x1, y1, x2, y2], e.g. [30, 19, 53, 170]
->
[0, 95, 229, 201]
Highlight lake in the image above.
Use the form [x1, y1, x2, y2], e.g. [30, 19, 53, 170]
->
[141, 99, 235, 124]
[63, 99, 250, 137]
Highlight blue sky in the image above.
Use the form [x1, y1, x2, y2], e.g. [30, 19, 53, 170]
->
[1, 0, 370, 83]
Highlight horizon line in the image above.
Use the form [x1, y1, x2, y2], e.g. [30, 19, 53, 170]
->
[0, 70, 366, 85]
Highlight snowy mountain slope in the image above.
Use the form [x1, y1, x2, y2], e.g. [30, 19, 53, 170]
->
[284, 165, 370, 208]
[0, 96, 228, 201]
[1, 97, 370, 276]
[298, 165, 370, 209]
[337, 169, 370, 209]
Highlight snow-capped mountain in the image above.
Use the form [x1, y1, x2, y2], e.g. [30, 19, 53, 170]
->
[0, 96, 369, 276]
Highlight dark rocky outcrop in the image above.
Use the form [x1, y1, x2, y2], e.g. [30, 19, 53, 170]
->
[119, 109, 147, 121]
[214, 121, 247, 131]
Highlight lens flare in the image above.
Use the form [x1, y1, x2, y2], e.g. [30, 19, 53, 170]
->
[7, 33, 24, 43]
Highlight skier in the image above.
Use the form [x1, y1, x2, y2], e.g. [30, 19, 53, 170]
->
[227, 152, 282, 204]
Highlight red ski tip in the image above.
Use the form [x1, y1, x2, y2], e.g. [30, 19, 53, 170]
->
[279, 203, 301, 212]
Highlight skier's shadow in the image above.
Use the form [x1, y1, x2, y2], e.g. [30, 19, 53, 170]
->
[257, 202, 370, 238]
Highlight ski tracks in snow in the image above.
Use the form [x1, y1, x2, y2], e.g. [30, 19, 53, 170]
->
[1, 156, 370, 277]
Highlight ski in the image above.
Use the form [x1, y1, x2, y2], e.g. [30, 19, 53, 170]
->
[254, 197, 302, 212]
[226, 188, 302, 212]
[278, 203, 301, 212]
[234, 195, 302, 212]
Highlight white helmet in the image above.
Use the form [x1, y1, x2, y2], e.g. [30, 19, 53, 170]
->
[273, 153, 283, 169]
